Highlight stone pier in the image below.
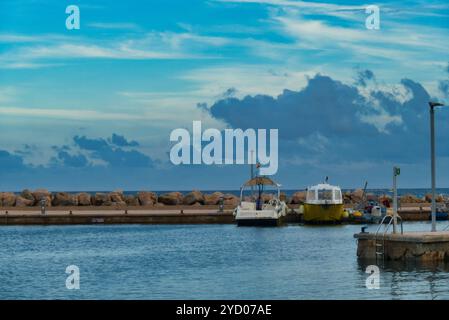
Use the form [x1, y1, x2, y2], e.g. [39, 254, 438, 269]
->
[355, 231, 449, 261]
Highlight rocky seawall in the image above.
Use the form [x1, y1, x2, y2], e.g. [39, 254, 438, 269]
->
[0, 188, 446, 208]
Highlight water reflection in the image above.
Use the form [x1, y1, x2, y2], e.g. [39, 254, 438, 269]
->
[357, 259, 449, 299]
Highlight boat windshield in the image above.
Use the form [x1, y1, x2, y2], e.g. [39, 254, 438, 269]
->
[318, 190, 333, 201]
[334, 189, 342, 201]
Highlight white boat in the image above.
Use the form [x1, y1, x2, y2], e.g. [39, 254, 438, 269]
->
[233, 176, 287, 226]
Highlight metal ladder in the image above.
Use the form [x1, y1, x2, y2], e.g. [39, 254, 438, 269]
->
[374, 215, 403, 263]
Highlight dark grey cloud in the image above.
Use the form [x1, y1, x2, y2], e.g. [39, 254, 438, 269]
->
[55, 151, 88, 168]
[73, 134, 153, 168]
[355, 69, 375, 87]
[108, 133, 139, 147]
[73, 135, 109, 150]
[207, 73, 447, 165]
[439, 80, 449, 98]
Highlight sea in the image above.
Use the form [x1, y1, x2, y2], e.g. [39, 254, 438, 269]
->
[1, 221, 449, 300]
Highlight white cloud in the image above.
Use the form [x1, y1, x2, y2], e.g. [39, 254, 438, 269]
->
[0, 31, 232, 69]
[87, 22, 142, 31]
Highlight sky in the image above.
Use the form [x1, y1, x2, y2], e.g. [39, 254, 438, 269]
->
[0, 0, 449, 191]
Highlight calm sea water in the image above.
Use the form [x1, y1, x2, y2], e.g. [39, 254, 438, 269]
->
[2, 222, 449, 300]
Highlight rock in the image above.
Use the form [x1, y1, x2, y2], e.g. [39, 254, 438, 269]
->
[183, 190, 205, 205]
[77, 192, 92, 206]
[425, 194, 445, 203]
[155, 202, 165, 207]
[125, 195, 140, 206]
[52, 192, 78, 206]
[223, 193, 239, 206]
[93, 193, 112, 206]
[290, 191, 306, 204]
[32, 189, 52, 207]
[279, 192, 287, 202]
[15, 196, 34, 207]
[400, 194, 423, 204]
[351, 189, 365, 203]
[343, 192, 352, 204]
[109, 191, 126, 205]
[137, 191, 157, 206]
[1, 192, 16, 206]
[20, 189, 35, 203]
[204, 192, 224, 205]
[365, 193, 378, 202]
[261, 193, 274, 203]
[158, 192, 183, 205]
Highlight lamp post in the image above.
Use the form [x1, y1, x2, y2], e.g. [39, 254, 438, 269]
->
[429, 101, 446, 232]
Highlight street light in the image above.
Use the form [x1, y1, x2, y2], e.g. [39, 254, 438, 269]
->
[429, 101, 446, 232]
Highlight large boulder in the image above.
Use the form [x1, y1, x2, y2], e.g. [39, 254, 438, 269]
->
[32, 189, 52, 206]
[223, 193, 239, 206]
[1, 192, 16, 207]
[109, 191, 126, 205]
[52, 192, 78, 206]
[20, 189, 35, 204]
[204, 192, 224, 205]
[351, 189, 365, 203]
[365, 193, 378, 202]
[424, 193, 445, 203]
[77, 192, 92, 206]
[93, 193, 112, 206]
[400, 194, 423, 204]
[137, 191, 157, 206]
[158, 192, 183, 205]
[15, 196, 34, 207]
[290, 191, 306, 204]
[125, 195, 140, 206]
[183, 190, 205, 205]
[279, 192, 288, 202]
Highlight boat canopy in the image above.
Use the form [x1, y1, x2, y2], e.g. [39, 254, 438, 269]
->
[306, 183, 343, 204]
[242, 176, 280, 187]
[240, 176, 281, 200]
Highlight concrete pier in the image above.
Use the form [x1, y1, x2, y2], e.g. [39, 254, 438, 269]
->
[0, 209, 235, 225]
[355, 231, 449, 261]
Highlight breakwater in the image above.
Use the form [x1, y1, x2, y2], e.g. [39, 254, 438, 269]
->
[1, 188, 447, 208]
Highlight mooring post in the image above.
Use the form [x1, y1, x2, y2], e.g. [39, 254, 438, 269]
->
[393, 166, 400, 234]
[40, 198, 46, 215]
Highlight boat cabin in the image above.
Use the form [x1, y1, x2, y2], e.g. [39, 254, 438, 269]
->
[306, 183, 343, 205]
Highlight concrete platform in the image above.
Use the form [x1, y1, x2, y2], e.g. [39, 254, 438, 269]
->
[355, 231, 449, 261]
[0, 209, 235, 225]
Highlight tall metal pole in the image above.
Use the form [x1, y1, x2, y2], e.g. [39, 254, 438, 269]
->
[250, 149, 254, 197]
[393, 167, 398, 234]
[430, 105, 436, 232]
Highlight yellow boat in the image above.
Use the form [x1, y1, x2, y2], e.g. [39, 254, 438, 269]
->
[303, 183, 344, 223]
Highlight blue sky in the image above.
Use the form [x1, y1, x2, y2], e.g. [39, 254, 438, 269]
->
[0, 0, 449, 191]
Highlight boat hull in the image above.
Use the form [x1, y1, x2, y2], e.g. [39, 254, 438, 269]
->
[236, 217, 282, 227]
[303, 203, 344, 223]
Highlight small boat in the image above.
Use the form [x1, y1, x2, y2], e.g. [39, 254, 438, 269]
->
[233, 176, 287, 226]
[303, 182, 344, 223]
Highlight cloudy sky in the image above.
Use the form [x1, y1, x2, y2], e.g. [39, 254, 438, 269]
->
[0, 0, 449, 191]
